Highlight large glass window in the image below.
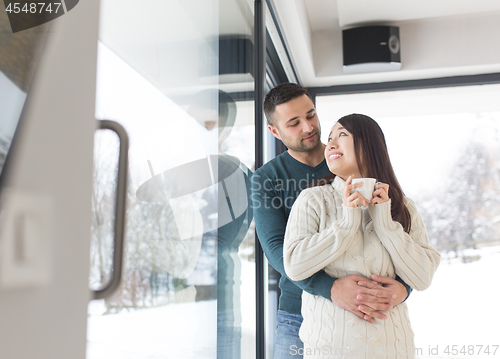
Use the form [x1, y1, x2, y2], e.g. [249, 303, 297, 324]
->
[316, 84, 500, 358]
[88, 1, 256, 358]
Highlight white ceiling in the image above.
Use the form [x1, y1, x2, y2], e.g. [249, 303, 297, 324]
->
[273, 0, 500, 87]
[301, 0, 500, 32]
[335, 0, 500, 28]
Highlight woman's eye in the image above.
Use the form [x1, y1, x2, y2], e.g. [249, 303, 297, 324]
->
[327, 137, 331, 142]
[339, 132, 347, 137]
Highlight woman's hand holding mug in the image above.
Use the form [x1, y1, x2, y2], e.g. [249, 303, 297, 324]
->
[343, 175, 370, 208]
[371, 182, 390, 206]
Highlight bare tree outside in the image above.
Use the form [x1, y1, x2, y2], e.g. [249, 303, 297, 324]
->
[418, 140, 500, 261]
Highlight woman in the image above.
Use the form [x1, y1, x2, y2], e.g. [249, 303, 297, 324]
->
[283, 114, 440, 359]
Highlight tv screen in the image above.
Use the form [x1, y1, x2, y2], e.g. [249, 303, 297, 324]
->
[0, 11, 48, 182]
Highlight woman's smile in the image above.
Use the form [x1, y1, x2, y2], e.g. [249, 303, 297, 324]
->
[327, 152, 343, 162]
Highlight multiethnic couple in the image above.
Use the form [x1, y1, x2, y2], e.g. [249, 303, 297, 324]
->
[251, 83, 441, 359]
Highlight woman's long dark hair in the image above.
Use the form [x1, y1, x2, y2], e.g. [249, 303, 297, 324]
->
[312, 114, 411, 233]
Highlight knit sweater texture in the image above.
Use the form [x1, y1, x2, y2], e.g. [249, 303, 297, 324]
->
[284, 176, 441, 359]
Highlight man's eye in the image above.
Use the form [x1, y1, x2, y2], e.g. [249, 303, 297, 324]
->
[290, 122, 298, 127]
[307, 114, 315, 119]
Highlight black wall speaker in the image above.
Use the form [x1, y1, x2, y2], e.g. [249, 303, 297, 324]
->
[200, 36, 254, 78]
[219, 36, 254, 76]
[342, 26, 401, 74]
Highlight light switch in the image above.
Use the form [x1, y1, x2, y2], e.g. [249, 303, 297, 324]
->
[0, 189, 54, 289]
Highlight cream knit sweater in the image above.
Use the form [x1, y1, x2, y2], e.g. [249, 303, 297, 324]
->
[284, 176, 441, 359]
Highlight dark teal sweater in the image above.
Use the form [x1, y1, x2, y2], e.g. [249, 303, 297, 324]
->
[251, 151, 411, 315]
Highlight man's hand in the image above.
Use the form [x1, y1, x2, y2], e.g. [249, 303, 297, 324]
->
[330, 275, 399, 323]
[355, 275, 408, 320]
[361, 274, 408, 305]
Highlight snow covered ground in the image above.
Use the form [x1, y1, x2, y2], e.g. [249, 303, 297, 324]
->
[87, 299, 216, 359]
[86, 260, 256, 359]
[408, 245, 500, 359]
[87, 246, 500, 359]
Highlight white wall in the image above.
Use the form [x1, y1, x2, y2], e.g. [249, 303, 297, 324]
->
[0, 0, 100, 358]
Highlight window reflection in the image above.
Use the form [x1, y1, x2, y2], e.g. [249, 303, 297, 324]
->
[89, 0, 256, 356]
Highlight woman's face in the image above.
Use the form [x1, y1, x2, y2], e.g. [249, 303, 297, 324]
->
[324, 122, 362, 180]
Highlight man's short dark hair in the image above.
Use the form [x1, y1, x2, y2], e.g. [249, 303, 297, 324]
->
[263, 83, 312, 126]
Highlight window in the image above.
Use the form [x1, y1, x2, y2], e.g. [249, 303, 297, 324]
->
[316, 84, 500, 357]
[88, 1, 257, 358]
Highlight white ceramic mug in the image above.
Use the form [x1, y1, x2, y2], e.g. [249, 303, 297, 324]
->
[350, 178, 377, 201]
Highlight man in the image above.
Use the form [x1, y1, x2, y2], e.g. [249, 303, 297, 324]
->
[189, 89, 252, 358]
[251, 83, 411, 358]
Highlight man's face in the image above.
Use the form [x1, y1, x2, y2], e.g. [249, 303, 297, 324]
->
[189, 106, 218, 131]
[268, 94, 321, 153]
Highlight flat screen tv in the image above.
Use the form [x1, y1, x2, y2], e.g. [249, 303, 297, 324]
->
[0, 12, 48, 187]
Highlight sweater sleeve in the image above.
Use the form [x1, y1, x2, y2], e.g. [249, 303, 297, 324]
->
[369, 198, 441, 291]
[251, 171, 336, 300]
[284, 188, 362, 281]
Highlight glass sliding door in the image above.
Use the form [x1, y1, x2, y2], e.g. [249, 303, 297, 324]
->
[88, 1, 256, 358]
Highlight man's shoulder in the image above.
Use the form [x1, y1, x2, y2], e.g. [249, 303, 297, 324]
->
[253, 152, 289, 178]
